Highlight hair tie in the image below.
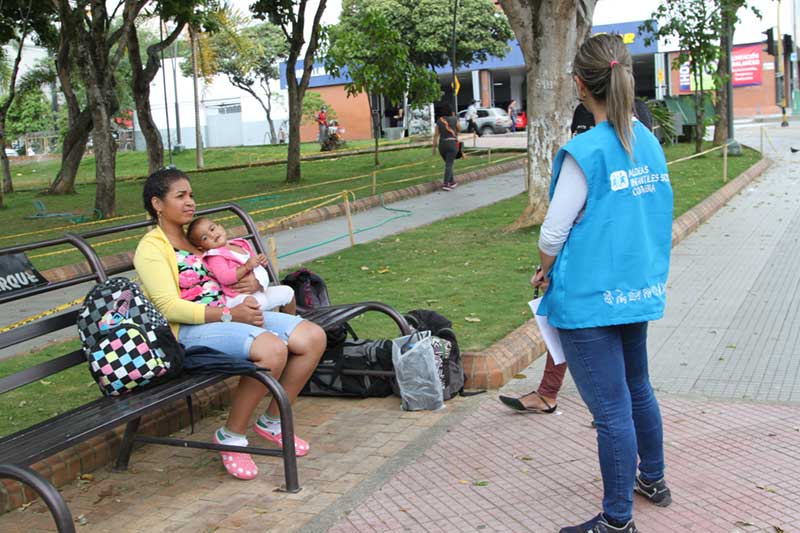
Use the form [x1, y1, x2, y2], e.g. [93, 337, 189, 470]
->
[610, 60, 619, 69]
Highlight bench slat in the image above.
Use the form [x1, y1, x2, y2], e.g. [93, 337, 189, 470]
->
[0, 350, 85, 395]
[0, 372, 228, 467]
[0, 310, 80, 351]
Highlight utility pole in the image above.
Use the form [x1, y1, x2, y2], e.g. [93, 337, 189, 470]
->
[451, 0, 459, 113]
[778, 0, 789, 126]
[190, 25, 205, 168]
[724, 3, 741, 154]
[172, 35, 182, 149]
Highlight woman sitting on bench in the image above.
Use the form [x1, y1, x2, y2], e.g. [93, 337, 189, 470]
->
[134, 167, 326, 480]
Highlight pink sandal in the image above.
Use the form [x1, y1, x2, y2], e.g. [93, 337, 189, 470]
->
[213, 434, 258, 480]
[253, 423, 310, 457]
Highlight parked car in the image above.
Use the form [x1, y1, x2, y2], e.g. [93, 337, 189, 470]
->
[4, 148, 18, 158]
[457, 107, 513, 135]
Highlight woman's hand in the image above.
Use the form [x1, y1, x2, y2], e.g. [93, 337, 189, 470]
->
[229, 272, 260, 294]
[255, 253, 269, 267]
[231, 297, 263, 326]
[531, 268, 549, 293]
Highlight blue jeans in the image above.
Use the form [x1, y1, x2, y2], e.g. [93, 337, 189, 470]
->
[558, 322, 665, 523]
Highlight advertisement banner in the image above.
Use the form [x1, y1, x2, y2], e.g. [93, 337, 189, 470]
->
[731, 44, 762, 87]
[0, 252, 48, 297]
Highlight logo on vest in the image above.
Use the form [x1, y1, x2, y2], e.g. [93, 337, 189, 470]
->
[609, 170, 629, 191]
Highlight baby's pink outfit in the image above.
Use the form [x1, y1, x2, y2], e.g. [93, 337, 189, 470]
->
[203, 238, 294, 310]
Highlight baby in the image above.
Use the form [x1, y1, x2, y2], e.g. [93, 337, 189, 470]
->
[187, 217, 295, 312]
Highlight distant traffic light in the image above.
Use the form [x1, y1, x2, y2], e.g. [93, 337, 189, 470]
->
[783, 34, 793, 55]
[763, 28, 775, 56]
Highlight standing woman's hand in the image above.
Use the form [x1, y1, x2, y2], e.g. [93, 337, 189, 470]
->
[531, 267, 549, 293]
[229, 272, 260, 294]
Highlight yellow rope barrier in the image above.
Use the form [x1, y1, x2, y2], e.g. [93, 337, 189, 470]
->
[666, 142, 730, 167]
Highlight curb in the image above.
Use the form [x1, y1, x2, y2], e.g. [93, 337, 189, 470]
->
[461, 156, 773, 390]
[38, 157, 525, 283]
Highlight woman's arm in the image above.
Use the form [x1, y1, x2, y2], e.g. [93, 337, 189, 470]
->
[532, 153, 588, 289]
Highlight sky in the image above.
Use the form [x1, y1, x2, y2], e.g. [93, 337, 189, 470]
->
[228, 0, 796, 50]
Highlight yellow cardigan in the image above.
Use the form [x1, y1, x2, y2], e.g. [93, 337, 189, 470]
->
[133, 226, 206, 337]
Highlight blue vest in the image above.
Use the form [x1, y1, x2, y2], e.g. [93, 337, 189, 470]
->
[538, 121, 673, 329]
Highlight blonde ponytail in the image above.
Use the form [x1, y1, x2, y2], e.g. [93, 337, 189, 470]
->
[573, 34, 636, 158]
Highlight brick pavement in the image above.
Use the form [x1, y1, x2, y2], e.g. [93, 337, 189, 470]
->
[2, 124, 798, 532]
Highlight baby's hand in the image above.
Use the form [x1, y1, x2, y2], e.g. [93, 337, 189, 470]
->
[255, 253, 269, 267]
[245, 256, 259, 271]
[244, 295, 259, 307]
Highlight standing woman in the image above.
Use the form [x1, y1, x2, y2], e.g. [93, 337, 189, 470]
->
[432, 103, 460, 191]
[135, 168, 326, 480]
[533, 34, 673, 533]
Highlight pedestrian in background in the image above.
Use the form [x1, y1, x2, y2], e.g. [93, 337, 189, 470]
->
[507, 99, 518, 132]
[466, 99, 479, 141]
[432, 103, 461, 191]
[532, 34, 674, 533]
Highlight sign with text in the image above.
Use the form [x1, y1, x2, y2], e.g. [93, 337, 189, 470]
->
[0, 252, 47, 297]
[731, 44, 762, 87]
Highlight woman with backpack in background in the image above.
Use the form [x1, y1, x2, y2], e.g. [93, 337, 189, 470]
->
[134, 167, 326, 480]
[532, 34, 673, 532]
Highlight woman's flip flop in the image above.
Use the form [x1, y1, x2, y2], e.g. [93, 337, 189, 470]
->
[253, 423, 310, 457]
[213, 434, 258, 480]
[498, 391, 557, 414]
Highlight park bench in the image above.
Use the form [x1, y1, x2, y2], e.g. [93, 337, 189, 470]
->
[0, 203, 411, 532]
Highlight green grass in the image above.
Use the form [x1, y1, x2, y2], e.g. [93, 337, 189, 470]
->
[7, 138, 416, 190]
[0, 141, 761, 437]
[1, 146, 516, 272]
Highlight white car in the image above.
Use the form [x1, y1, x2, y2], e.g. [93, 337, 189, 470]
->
[4, 148, 18, 157]
[457, 107, 514, 135]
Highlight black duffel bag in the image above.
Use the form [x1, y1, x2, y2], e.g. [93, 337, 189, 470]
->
[301, 338, 395, 398]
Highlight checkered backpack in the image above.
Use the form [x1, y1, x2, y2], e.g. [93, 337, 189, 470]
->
[76, 277, 185, 396]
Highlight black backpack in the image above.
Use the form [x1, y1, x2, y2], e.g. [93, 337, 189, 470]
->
[281, 268, 331, 310]
[301, 338, 395, 398]
[76, 277, 185, 396]
[403, 309, 465, 400]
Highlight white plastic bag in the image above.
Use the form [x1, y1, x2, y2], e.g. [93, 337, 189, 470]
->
[391, 331, 444, 411]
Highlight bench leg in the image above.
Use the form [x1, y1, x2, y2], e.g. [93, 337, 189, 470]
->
[185, 395, 195, 435]
[251, 370, 300, 493]
[0, 464, 75, 533]
[114, 417, 141, 472]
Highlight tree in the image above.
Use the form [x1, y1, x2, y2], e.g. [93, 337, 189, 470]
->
[641, 0, 720, 154]
[497, 0, 595, 229]
[6, 86, 51, 139]
[127, 2, 214, 175]
[251, 0, 327, 183]
[48, 0, 145, 220]
[325, 7, 441, 166]
[207, 10, 289, 145]
[0, 0, 52, 204]
[301, 91, 335, 124]
[351, 0, 513, 72]
[712, 0, 759, 146]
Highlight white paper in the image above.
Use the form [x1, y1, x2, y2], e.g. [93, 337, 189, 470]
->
[528, 298, 566, 365]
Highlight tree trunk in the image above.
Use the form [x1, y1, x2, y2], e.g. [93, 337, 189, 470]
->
[129, 27, 163, 174]
[368, 96, 379, 166]
[286, 80, 302, 182]
[499, 0, 596, 231]
[190, 26, 204, 169]
[0, 139, 11, 195]
[713, 6, 734, 146]
[693, 69, 704, 154]
[48, 109, 92, 195]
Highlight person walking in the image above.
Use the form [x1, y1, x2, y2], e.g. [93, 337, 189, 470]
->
[533, 34, 674, 532]
[432, 103, 460, 191]
[507, 99, 518, 133]
[466, 99, 479, 141]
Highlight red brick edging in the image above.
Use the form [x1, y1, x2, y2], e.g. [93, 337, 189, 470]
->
[461, 156, 774, 390]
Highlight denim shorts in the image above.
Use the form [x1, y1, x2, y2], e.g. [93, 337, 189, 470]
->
[178, 311, 304, 360]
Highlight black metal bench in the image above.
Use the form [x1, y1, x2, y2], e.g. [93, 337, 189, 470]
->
[0, 203, 411, 532]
